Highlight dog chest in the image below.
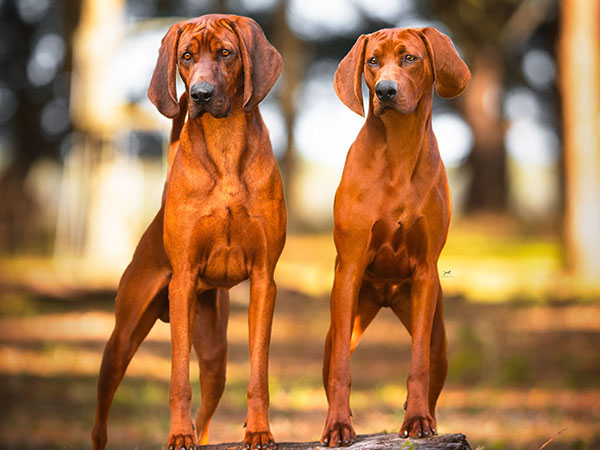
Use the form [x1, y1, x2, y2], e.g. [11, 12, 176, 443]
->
[192, 207, 257, 287]
[365, 217, 415, 281]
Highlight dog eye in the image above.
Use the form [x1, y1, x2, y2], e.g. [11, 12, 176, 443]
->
[220, 48, 231, 57]
[182, 52, 192, 61]
[404, 54, 417, 63]
[368, 57, 378, 66]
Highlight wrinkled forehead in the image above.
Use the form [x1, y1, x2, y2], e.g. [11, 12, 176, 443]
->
[178, 17, 239, 51]
[366, 28, 427, 56]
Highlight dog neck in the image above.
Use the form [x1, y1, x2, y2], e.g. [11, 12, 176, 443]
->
[365, 88, 436, 182]
[181, 98, 255, 179]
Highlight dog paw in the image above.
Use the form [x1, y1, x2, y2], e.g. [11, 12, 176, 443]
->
[320, 417, 355, 447]
[166, 432, 196, 450]
[399, 412, 436, 438]
[242, 430, 276, 449]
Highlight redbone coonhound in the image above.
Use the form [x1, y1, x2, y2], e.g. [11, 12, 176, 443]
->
[91, 15, 285, 450]
[321, 28, 471, 445]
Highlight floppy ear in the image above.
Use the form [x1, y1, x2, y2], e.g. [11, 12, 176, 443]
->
[231, 17, 282, 112]
[148, 24, 182, 118]
[334, 34, 368, 117]
[418, 27, 471, 99]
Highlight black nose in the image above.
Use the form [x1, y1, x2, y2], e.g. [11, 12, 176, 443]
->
[375, 80, 398, 101]
[190, 82, 215, 104]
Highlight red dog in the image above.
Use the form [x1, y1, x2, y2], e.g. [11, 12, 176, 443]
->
[91, 15, 285, 450]
[321, 27, 470, 445]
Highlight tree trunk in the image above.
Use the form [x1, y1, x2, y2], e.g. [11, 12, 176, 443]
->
[560, 0, 600, 279]
[462, 48, 506, 212]
[272, 0, 310, 227]
[201, 434, 472, 450]
[0, 0, 81, 253]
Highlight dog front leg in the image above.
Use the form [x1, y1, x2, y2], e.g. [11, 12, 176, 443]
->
[321, 258, 366, 447]
[167, 270, 197, 450]
[400, 267, 439, 439]
[243, 269, 277, 449]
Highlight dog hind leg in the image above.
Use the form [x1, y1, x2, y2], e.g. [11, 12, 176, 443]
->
[427, 284, 447, 423]
[92, 211, 170, 450]
[193, 288, 229, 444]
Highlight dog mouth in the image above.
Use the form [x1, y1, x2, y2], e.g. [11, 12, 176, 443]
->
[374, 98, 411, 116]
[374, 102, 399, 116]
[189, 102, 231, 119]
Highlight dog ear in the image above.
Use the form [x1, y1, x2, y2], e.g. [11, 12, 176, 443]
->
[334, 34, 368, 117]
[148, 24, 182, 118]
[231, 17, 282, 112]
[418, 27, 471, 99]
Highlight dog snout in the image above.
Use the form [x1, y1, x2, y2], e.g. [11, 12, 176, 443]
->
[190, 82, 215, 104]
[375, 80, 398, 102]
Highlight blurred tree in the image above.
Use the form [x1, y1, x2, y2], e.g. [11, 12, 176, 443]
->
[272, 0, 310, 226]
[560, 0, 600, 280]
[461, 46, 505, 212]
[0, 0, 81, 252]
[424, 0, 558, 213]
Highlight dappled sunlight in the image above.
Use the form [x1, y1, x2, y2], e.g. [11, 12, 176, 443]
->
[274, 234, 336, 297]
[1, 285, 599, 448]
[0, 311, 121, 343]
[1, 232, 598, 446]
[0, 343, 170, 380]
[4, 227, 592, 302]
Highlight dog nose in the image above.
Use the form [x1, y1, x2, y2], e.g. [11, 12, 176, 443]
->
[190, 82, 215, 104]
[375, 80, 398, 101]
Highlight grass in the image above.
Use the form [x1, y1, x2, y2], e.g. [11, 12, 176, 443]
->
[0, 287, 599, 449]
[277, 221, 599, 303]
[0, 227, 599, 449]
[2, 219, 599, 303]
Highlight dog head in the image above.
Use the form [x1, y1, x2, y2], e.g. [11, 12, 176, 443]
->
[334, 27, 471, 117]
[148, 14, 282, 119]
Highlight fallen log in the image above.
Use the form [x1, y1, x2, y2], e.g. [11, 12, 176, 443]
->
[202, 433, 472, 450]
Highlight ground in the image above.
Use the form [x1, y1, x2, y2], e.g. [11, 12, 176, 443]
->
[0, 229, 599, 449]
